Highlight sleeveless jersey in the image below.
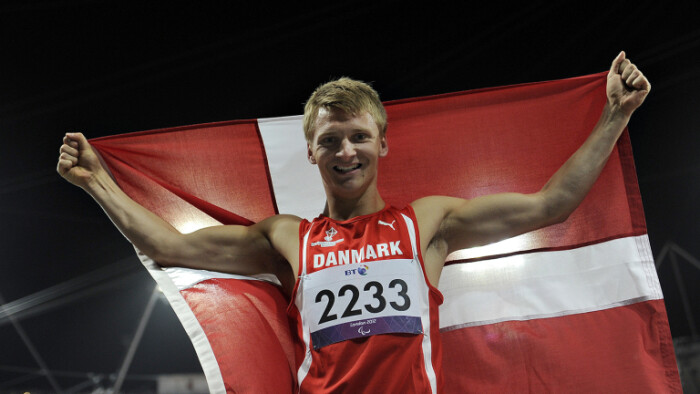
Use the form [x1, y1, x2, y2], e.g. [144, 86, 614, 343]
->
[288, 205, 444, 393]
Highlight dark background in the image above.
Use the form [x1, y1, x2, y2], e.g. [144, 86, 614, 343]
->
[1, 1, 699, 392]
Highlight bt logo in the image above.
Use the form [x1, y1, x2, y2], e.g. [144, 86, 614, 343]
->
[344, 265, 369, 276]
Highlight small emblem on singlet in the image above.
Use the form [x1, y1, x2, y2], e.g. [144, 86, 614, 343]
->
[378, 220, 396, 230]
[311, 227, 345, 247]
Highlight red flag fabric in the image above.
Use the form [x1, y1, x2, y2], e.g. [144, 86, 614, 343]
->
[90, 72, 681, 393]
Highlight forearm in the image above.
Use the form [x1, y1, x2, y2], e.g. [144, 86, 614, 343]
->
[432, 53, 649, 255]
[541, 103, 631, 219]
[84, 169, 182, 263]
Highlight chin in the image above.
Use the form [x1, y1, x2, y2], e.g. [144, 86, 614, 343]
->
[338, 181, 373, 198]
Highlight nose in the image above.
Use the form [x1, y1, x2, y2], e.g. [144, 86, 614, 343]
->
[336, 138, 357, 160]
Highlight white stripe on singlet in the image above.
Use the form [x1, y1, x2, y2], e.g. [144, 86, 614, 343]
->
[295, 223, 313, 386]
[401, 213, 438, 393]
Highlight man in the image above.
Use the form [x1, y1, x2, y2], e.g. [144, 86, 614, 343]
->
[58, 52, 649, 393]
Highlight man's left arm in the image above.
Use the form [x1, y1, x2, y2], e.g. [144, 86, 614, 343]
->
[414, 51, 650, 284]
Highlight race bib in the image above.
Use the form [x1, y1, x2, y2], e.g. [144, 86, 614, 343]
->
[303, 259, 424, 349]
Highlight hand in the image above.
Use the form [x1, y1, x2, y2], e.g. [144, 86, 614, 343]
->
[607, 51, 651, 117]
[56, 132, 105, 189]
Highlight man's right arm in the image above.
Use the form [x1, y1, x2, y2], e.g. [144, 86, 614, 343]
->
[57, 132, 297, 287]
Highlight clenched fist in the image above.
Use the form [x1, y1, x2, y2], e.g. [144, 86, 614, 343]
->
[56, 132, 105, 189]
[607, 51, 651, 117]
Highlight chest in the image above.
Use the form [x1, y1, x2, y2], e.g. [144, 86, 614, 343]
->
[302, 213, 416, 274]
[294, 210, 430, 349]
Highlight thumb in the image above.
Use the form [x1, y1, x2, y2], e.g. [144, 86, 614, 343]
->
[608, 51, 625, 78]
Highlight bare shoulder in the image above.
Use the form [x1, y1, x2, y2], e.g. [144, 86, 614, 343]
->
[255, 214, 304, 276]
[411, 195, 463, 218]
[255, 213, 303, 234]
[410, 196, 466, 286]
[410, 196, 464, 239]
[410, 196, 464, 254]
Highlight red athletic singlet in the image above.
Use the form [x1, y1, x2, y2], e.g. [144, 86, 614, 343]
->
[288, 205, 444, 393]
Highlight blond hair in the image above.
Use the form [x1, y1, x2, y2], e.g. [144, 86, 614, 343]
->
[303, 77, 387, 141]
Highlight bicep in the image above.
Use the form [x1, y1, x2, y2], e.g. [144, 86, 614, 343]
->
[439, 192, 556, 253]
[160, 223, 283, 276]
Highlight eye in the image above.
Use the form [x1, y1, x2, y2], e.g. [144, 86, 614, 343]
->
[354, 133, 369, 142]
[319, 136, 337, 145]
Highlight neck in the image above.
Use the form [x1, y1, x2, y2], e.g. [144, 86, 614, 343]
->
[322, 188, 386, 221]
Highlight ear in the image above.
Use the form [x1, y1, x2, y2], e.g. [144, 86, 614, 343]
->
[307, 143, 317, 164]
[379, 135, 389, 157]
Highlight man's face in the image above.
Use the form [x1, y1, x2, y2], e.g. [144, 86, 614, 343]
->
[307, 107, 388, 199]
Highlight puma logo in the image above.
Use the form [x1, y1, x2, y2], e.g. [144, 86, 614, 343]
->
[378, 220, 396, 230]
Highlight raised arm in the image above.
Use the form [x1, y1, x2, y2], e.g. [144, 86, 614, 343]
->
[414, 52, 650, 283]
[57, 132, 299, 291]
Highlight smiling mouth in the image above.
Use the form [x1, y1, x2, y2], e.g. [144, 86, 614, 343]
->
[333, 163, 362, 174]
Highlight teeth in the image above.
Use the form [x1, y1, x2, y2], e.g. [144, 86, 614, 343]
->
[334, 164, 361, 173]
